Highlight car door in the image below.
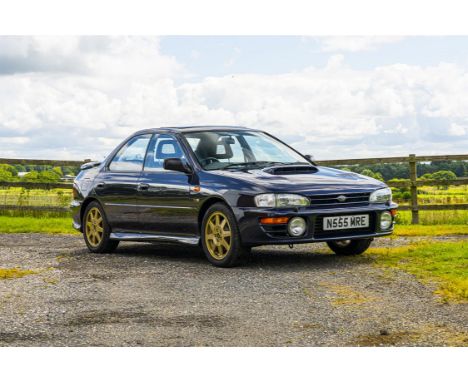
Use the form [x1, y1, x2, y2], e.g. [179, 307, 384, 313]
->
[94, 134, 151, 232]
[135, 133, 198, 237]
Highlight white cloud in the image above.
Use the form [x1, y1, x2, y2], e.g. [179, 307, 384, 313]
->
[318, 36, 404, 52]
[0, 37, 467, 160]
[448, 123, 467, 136]
[0, 36, 183, 78]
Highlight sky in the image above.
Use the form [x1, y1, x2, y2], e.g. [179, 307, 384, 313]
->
[0, 35, 468, 161]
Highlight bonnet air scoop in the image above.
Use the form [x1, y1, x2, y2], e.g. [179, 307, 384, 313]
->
[262, 165, 319, 175]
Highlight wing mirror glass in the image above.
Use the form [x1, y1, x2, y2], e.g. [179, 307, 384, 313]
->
[163, 158, 192, 174]
[304, 154, 315, 163]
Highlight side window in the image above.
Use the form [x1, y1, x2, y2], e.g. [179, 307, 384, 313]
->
[109, 134, 151, 172]
[144, 134, 185, 172]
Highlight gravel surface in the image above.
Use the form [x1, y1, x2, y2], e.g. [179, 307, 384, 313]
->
[0, 233, 467, 346]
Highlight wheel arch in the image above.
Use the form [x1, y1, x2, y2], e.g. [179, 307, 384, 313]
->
[80, 197, 102, 229]
[197, 196, 231, 231]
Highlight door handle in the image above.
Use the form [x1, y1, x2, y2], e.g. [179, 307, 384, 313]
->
[138, 183, 150, 191]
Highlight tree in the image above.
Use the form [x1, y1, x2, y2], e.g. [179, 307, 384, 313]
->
[37, 170, 61, 183]
[419, 173, 433, 180]
[431, 170, 457, 181]
[0, 164, 18, 177]
[14, 164, 26, 173]
[0, 168, 13, 182]
[52, 166, 63, 176]
[22, 171, 39, 182]
[429, 170, 457, 190]
[360, 169, 384, 182]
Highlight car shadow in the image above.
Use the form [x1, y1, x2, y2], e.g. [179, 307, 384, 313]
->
[112, 242, 371, 271]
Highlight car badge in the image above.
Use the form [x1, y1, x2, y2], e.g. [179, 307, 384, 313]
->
[337, 195, 347, 202]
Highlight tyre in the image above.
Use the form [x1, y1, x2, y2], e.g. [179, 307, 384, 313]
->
[83, 201, 119, 253]
[327, 238, 373, 256]
[201, 202, 250, 267]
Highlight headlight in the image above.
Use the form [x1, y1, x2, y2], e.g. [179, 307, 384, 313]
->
[254, 193, 310, 208]
[369, 187, 392, 203]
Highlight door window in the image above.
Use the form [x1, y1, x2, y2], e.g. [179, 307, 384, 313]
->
[144, 134, 185, 171]
[109, 134, 151, 172]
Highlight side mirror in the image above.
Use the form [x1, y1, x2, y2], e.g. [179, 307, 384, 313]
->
[80, 161, 101, 170]
[304, 154, 316, 164]
[163, 158, 192, 174]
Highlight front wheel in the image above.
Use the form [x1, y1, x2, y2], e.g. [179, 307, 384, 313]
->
[201, 203, 250, 267]
[83, 201, 119, 253]
[327, 238, 373, 256]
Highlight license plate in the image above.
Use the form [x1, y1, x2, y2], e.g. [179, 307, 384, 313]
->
[323, 214, 369, 231]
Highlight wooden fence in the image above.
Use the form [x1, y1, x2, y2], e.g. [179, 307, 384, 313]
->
[317, 153, 468, 223]
[1, 154, 467, 224]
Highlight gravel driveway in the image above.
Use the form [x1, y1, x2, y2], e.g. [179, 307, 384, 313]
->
[0, 233, 467, 346]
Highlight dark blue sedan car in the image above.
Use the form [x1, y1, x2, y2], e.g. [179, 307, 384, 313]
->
[72, 126, 397, 267]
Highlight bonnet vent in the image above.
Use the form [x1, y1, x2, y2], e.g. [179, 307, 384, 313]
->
[263, 165, 318, 175]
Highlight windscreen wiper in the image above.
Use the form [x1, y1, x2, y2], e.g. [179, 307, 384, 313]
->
[222, 161, 278, 169]
[222, 161, 312, 170]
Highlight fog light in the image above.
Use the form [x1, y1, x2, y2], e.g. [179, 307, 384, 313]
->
[288, 217, 306, 237]
[380, 211, 393, 230]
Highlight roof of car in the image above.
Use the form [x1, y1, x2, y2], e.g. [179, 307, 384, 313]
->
[133, 125, 255, 135]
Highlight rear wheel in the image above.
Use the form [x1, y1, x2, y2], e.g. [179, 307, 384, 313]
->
[201, 203, 250, 267]
[83, 201, 119, 253]
[327, 238, 373, 256]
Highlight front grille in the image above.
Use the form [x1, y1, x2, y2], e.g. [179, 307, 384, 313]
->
[313, 212, 376, 239]
[308, 192, 370, 208]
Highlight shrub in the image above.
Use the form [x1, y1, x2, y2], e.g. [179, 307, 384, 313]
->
[360, 169, 384, 182]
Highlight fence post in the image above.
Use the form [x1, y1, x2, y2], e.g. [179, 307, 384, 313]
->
[409, 154, 419, 224]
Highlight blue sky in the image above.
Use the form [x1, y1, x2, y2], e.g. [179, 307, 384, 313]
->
[0, 36, 467, 160]
[160, 36, 468, 78]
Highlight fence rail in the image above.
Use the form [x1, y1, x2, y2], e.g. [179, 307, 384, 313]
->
[0, 157, 88, 166]
[0, 181, 73, 190]
[0, 205, 70, 212]
[1, 154, 467, 223]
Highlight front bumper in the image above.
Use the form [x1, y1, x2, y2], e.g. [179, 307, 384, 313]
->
[71, 200, 82, 231]
[234, 203, 397, 246]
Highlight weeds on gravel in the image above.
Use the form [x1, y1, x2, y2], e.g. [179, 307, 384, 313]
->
[366, 241, 468, 303]
[351, 324, 468, 346]
[319, 282, 376, 306]
[0, 216, 77, 234]
[0, 268, 38, 279]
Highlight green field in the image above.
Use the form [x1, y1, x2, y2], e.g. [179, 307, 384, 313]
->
[0, 187, 72, 207]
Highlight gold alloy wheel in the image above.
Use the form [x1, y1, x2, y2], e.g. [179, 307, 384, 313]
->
[85, 207, 104, 247]
[205, 211, 232, 260]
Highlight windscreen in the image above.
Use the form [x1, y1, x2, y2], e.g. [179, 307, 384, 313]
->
[183, 130, 308, 170]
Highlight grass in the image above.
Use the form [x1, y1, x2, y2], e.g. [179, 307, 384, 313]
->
[366, 241, 468, 303]
[395, 210, 468, 225]
[0, 216, 77, 234]
[393, 224, 468, 236]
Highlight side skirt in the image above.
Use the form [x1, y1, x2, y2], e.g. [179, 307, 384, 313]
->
[109, 232, 200, 245]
